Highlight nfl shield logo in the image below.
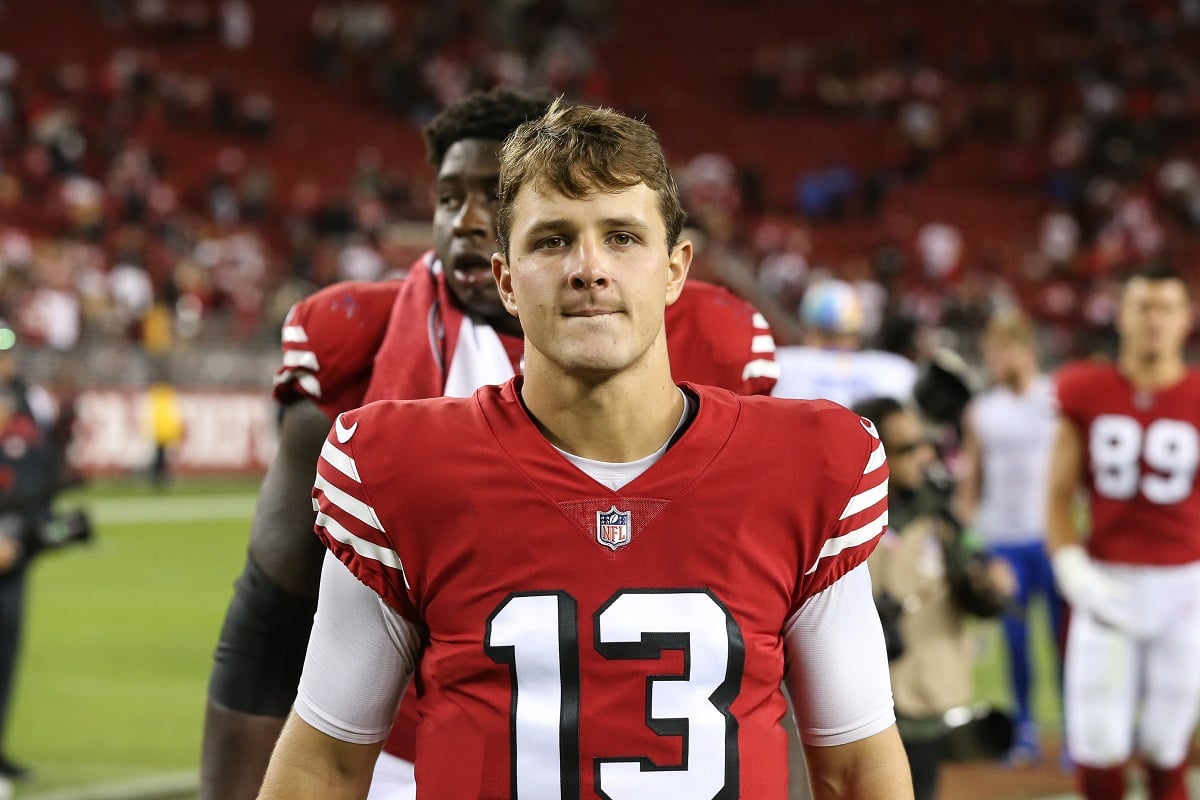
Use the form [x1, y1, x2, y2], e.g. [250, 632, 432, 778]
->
[596, 505, 632, 551]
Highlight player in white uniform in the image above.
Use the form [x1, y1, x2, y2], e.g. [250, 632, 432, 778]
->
[773, 279, 918, 409]
[956, 310, 1064, 764]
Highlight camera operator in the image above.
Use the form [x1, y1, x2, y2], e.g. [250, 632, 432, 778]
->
[0, 329, 88, 782]
[854, 395, 1016, 800]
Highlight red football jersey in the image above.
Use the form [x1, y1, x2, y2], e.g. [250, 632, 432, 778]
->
[1055, 361, 1200, 565]
[274, 280, 398, 418]
[666, 280, 779, 396]
[313, 380, 888, 798]
[275, 256, 779, 761]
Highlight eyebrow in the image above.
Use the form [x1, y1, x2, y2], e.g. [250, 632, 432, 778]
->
[521, 215, 652, 239]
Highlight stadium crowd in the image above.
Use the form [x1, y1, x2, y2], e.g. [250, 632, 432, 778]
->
[0, 0, 1196, 388]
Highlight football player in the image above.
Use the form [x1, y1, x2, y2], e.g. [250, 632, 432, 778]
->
[201, 90, 779, 800]
[772, 279, 918, 409]
[956, 309, 1064, 763]
[260, 97, 910, 800]
[1048, 264, 1200, 800]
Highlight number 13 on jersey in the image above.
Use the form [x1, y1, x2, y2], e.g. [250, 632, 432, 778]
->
[485, 589, 746, 799]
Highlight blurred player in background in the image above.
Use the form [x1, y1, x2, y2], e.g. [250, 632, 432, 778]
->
[259, 95, 910, 800]
[1048, 264, 1200, 800]
[956, 309, 1064, 764]
[772, 278, 917, 409]
[201, 89, 778, 800]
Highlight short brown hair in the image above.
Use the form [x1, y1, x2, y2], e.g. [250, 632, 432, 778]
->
[1122, 263, 1192, 297]
[495, 98, 686, 257]
[982, 308, 1036, 348]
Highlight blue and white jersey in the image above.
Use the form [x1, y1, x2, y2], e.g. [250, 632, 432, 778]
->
[771, 346, 918, 410]
[969, 374, 1057, 545]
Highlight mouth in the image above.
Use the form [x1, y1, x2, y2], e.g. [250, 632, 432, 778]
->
[451, 252, 494, 291]
[564, 308, 620, 318]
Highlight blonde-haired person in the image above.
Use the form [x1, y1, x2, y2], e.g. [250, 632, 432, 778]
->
[258, 99, 911, 799]
[955, 308, 1064, 764]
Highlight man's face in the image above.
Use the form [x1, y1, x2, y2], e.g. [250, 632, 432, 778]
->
[880, 409, 935, 491]
[1117, 277, 1192, 362]
[432, 138, 504, 319]
[982, 339, 1031, 385]
[493, 181, 689, 378]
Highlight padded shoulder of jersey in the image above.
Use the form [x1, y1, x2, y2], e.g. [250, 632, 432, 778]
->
[274, 280, 401, 419]
[667, 280, 778, 395]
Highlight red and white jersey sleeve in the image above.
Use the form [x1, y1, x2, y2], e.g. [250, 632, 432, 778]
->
[792, 401, 891, 603]
[1054, 361, 1200, 565]
[311, 407, 418, 621]
[273, 281, 399, 420]
[667, 280, 780, 396]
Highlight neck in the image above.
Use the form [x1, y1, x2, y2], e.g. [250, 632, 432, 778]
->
[520, 349, 683, 462]
[1119, 348, 1186, 390]
[1003, 368, 1034, 393]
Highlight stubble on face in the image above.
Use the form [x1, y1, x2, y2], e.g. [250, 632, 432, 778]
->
[497, 182, 685, 380]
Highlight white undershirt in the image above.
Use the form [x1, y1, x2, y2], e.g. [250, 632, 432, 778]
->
[294, 407, 896, 750]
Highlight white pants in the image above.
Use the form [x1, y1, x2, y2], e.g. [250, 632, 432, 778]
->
[1064, 560, 1200, 768]
[367, 751, 416, 800]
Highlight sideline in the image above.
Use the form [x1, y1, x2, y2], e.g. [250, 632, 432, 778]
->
[76, 493, 258, 525]
[18, 770, 197, 800]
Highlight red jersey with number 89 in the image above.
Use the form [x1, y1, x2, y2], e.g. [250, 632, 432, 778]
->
[1055, 361, 1200, 566]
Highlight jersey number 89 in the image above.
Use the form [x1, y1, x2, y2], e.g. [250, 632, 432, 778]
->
[1090, 414, 1199, 504]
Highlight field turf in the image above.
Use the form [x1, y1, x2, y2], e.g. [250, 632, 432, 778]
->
[6, 478, 1065, 798]
[10, 479, 256, 796]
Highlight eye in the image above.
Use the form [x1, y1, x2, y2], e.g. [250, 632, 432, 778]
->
[438, 194, 463, 210]
[536, 235, 567, 250]
[610, 232, 636, 246]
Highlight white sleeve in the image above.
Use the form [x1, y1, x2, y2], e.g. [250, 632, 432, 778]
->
[294, 551, 422, 744]
[783, 561, 896, 746]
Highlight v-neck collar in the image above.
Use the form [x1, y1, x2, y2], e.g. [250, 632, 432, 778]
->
[480, 378, 740, 501]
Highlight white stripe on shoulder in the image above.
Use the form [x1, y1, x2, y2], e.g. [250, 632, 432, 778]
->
[314, 474, 384, 531]
[751, 334, 776, 354]
[752, 312, 769, 330]
[272, 369, 323, 398]
[839, 478, 888, 520]
[282, 349, 320, 371]
[743, 359, 781, 380]
[805, 510, 889, 575]
[282, 325, 309, 344]
[315, 511, 407, 579]
[298, 374, 323, 398]
[864, 442, 886, 474]
[321, 440, 361, 483]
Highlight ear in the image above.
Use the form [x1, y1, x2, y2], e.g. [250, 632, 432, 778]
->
[664, 239, 692, 306]
[493, 252, 520, 317]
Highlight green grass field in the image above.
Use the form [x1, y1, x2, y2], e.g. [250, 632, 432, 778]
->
[10, 478, 257, 797]
[5, 477, 1066, 798]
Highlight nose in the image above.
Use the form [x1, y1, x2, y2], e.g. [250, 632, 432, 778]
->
[567, 235, 610, 291]
[453, 194, 491, 239]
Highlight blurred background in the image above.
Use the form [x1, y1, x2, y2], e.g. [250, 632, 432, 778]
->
[0, 0, 1197, 797]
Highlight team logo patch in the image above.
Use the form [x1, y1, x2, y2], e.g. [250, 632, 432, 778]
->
[596, 505, 632, 551]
